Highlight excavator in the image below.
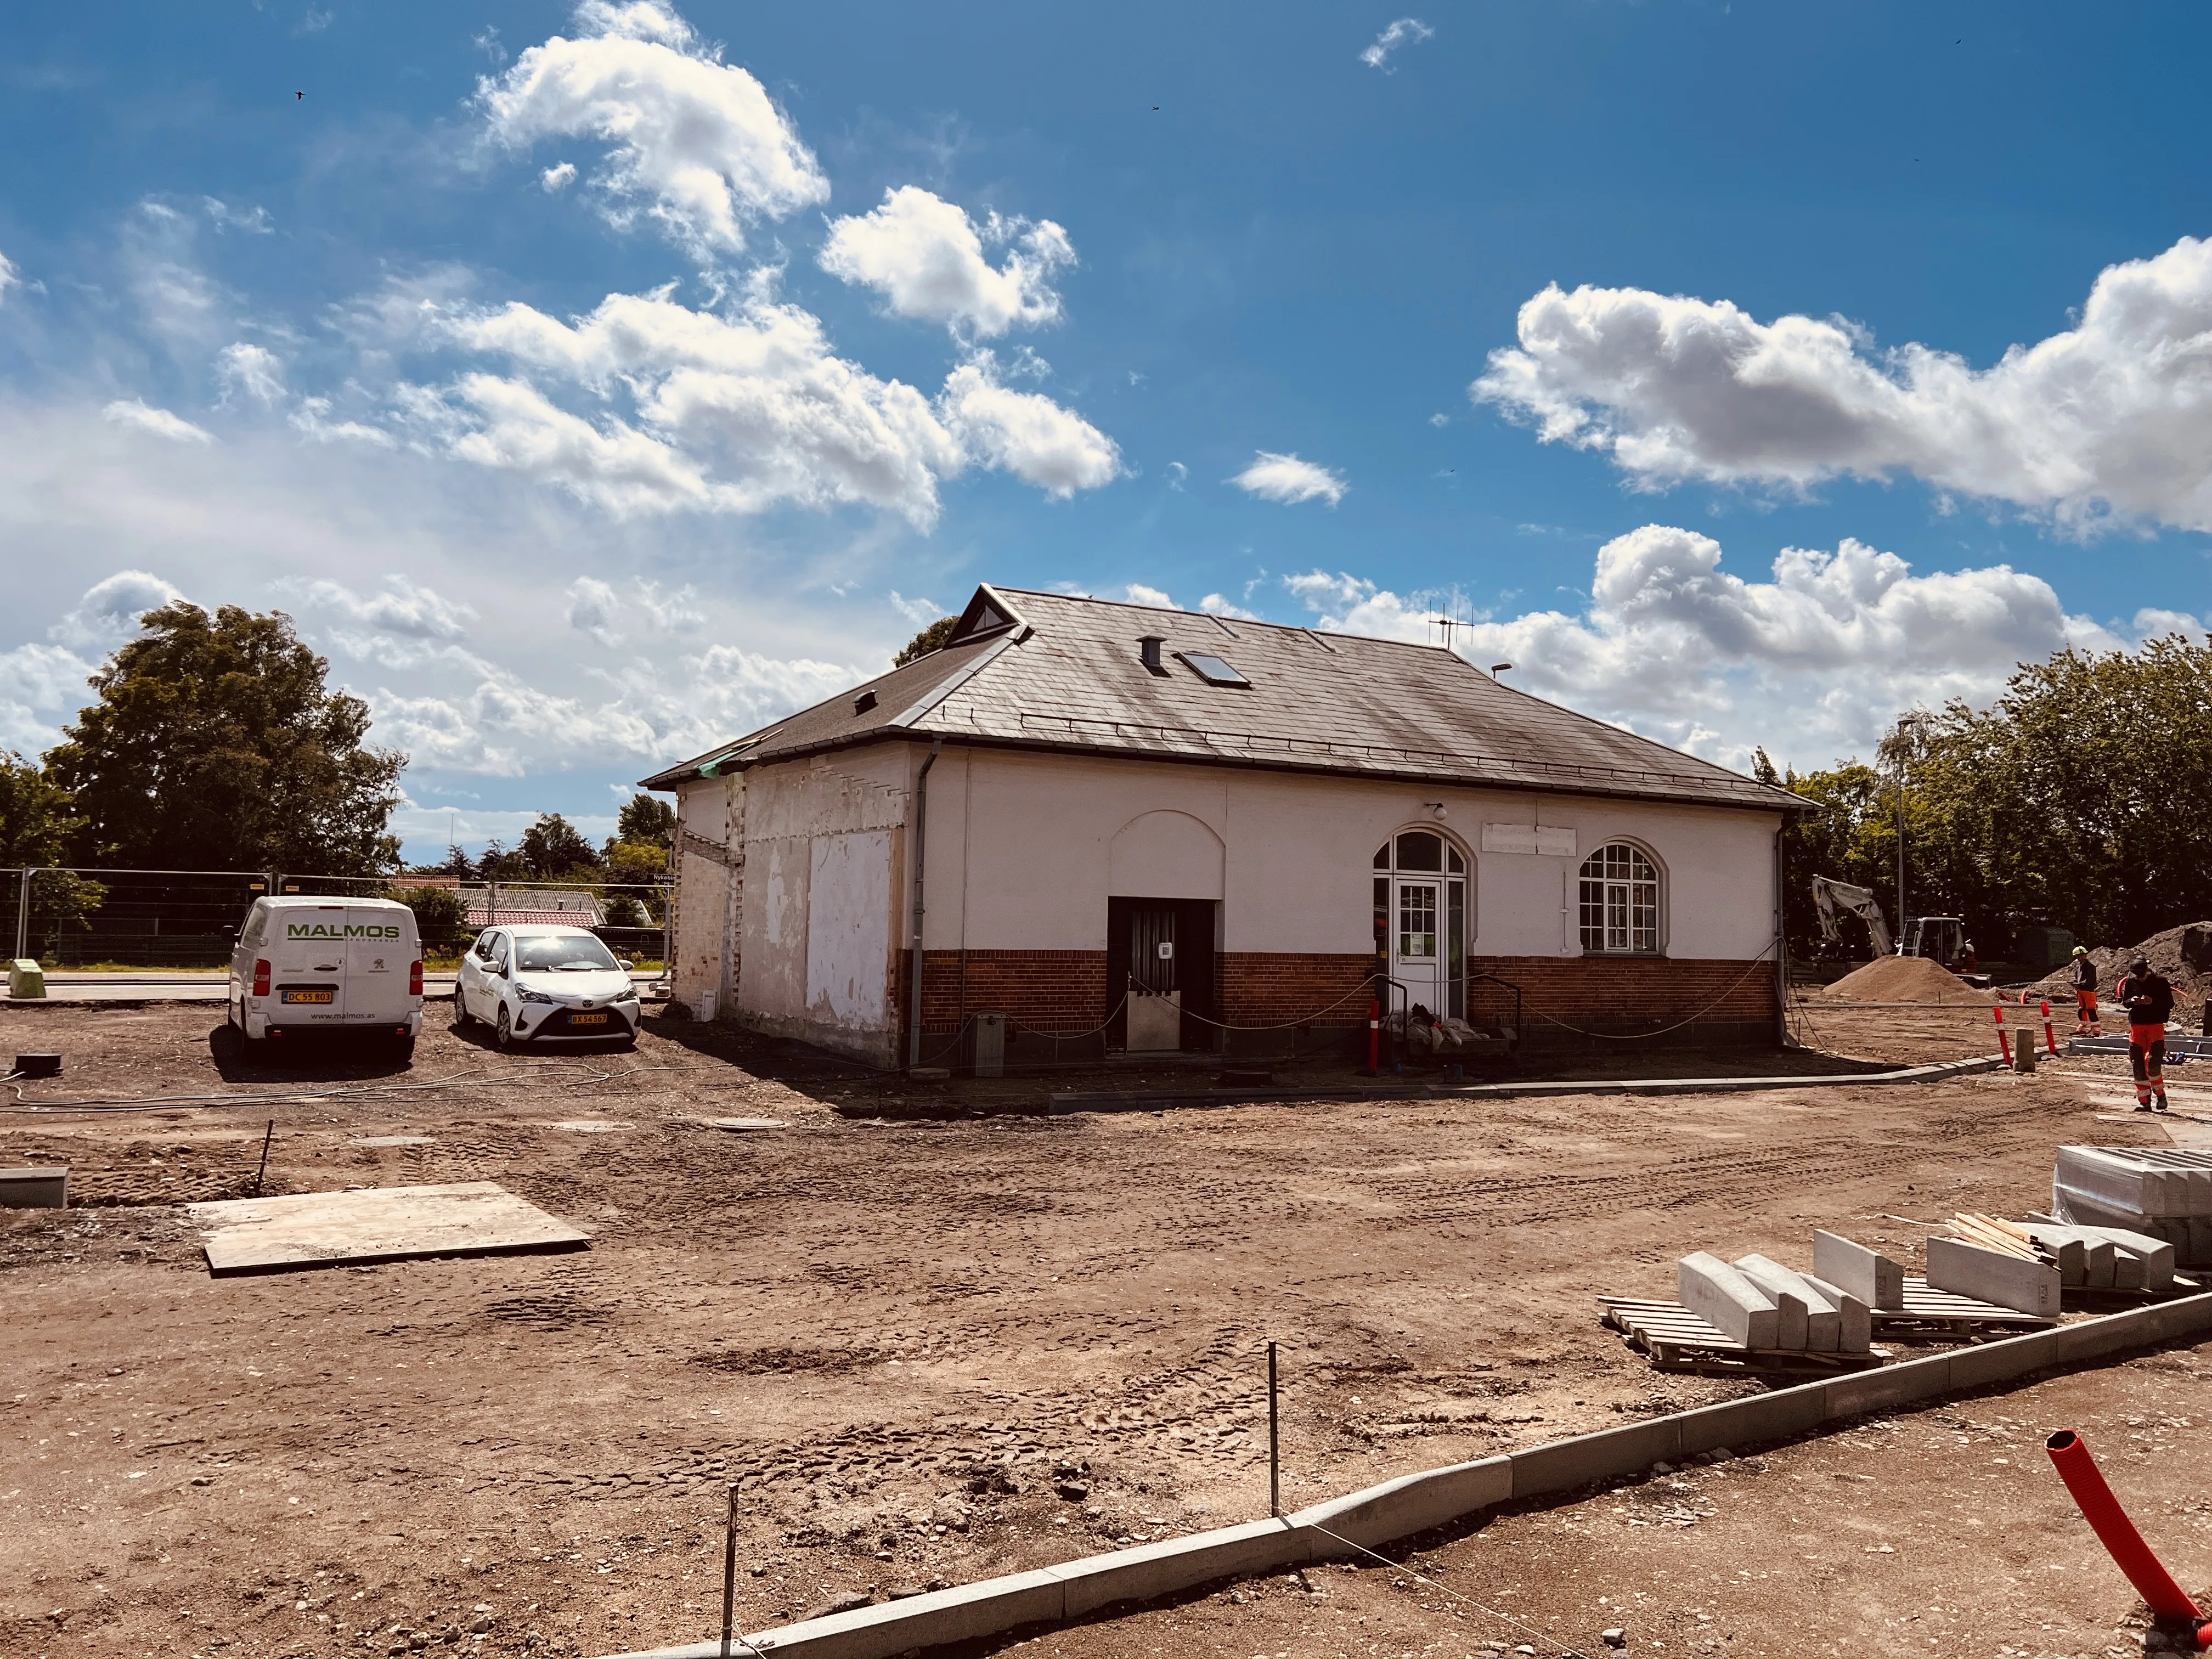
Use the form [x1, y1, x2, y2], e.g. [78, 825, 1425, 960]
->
[1811, 876, 1977, 973]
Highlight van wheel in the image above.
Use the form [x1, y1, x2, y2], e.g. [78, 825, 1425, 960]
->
[391, 1035, 416, 1064]
[494, 1006, 516, 1051]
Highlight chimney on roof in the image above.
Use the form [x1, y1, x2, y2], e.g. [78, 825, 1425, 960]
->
[1138, 635, 1169, 677]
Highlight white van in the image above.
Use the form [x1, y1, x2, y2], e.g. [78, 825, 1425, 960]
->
[228, 896, 424, 1058]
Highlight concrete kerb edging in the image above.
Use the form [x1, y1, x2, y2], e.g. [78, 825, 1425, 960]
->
[1046, 1054, 2005, 1115]
[604, 1289, 2212, 1659]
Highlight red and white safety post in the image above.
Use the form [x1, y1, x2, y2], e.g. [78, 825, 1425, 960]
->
[2040, 998, 2059, 1058]
[1992, 1004, 2013, 1066]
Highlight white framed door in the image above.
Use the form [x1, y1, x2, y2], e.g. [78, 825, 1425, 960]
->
[1391, 878, 1445, 1016]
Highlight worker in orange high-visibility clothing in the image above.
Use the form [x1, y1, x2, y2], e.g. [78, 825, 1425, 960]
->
[2116, 955, 2174, 1112]
[2069, 945, 2103, 1036]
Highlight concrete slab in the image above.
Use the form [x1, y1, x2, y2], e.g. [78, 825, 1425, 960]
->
[552, 1120, 634, 1133]
[1049, 1520, 1303, 1617]
[1510, 1418, 1682, 1500]
[349, 1136, 435, 1148]
[699, 1118, 788, 1132]
[1813, 1229, 1905, 1310]
[1677, 1251, 1780, 1348]
[1290, 1456, 1511, 1553]
[186, 1181, 591, 1276]
[0, 1166, 67, 1208]
[1926, 1236, 2062, 1318]
[1735, 1255, 1839, 1351]
[1802, 1276, 1873, 1352]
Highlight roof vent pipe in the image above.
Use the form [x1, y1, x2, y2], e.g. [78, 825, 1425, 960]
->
[1138, 635, 1167, 676]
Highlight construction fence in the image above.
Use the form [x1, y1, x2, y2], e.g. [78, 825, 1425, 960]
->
[0, 867, 673, 969]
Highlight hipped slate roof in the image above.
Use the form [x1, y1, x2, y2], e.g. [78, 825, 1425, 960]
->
[639, 585, 1803, 813]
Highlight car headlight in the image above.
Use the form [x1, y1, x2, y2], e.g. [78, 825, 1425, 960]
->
[613, 986, 639, 1002]
[518, 988, 557, 1005]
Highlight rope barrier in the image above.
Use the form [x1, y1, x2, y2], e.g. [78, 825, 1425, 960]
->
[1178, 977, 1386, 1032]
[1525, 943, 1779, 1041]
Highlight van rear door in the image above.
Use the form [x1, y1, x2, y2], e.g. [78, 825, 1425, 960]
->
[343, 907, 413, 1024]
[273, 904, 347, 1024]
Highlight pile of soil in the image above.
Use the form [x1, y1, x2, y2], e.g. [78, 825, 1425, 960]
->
[1817, 953, 1993, 1004]
[2026, 920, 2212, 1007]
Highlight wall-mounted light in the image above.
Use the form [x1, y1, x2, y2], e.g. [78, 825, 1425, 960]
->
[1425, 802, 1448, 821]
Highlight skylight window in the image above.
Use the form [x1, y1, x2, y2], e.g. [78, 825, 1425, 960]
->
[1177, 651, 1250, 687]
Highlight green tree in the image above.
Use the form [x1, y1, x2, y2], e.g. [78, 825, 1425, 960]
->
[390, 884, 468, 953]
[603, 837, 669, 921]
[893, 614, 956, 667]
[43, 602, 404, 873]
[0, 753, 104, 950]
[520, 812, 599, 878]
[476, 839, 530, 883]
[614, 793, 674, 849]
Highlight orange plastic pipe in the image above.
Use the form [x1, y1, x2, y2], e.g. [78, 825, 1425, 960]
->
[2046, 1429, 2211, 1647]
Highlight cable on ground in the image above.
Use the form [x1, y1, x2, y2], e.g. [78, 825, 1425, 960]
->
[1301, 1519, 1587, 1656]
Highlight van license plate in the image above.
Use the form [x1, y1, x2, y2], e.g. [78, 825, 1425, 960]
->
[282, 990, 335, 1005]
[569, 1012, 609, 1025]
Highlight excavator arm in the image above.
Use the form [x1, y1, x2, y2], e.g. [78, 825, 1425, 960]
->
[1811, 876, 1893, 957]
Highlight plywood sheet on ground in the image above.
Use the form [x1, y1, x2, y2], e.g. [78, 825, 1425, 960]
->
[186, 1181, 590, 1276]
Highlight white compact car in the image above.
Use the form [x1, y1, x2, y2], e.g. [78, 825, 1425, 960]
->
[456, 924, 641, 1049]
[229, 896, 425, 1058]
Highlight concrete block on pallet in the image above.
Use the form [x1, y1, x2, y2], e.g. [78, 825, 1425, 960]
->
[1290, 1457, 1510, 1556]
[2025, 1224, 2115, 1288]
[2089, 1227, 2176, 1291]
[1735, 1255, 1839, 1351]
[1510, 1418, 1683, 1500]
[2189, 1217, 2212, 1267]
[1673, 1381, 1829, 1458]
[1927, 1237, 2062, 1317]
[1813, 1229, 1904, 1311]
[1677, 1252, 1780, 1349]
[1050, 1519, 1304, 1618]
[0, 1166, 67, 1209]
[1802, 1275, 1873, 1353]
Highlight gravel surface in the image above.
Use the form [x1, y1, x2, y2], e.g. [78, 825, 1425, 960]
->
[0, 1000, 2186, 1659]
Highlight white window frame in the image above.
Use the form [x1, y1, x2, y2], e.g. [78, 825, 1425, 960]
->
[1577, 840, 1666, 956]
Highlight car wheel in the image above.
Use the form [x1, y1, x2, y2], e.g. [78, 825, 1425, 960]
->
[494, 1005, 516, 1051]
[454, 990, 476, 1030]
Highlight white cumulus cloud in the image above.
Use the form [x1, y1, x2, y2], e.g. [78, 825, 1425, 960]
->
[820, 186, 1076, 338]
[1473, 235, 2212, 535]
[566, 575, 623, 644]
[939, 353, 1121, 498]
[101, 399, 215, 444]
[433, 288, 1115, 523]
[1360, 17, 1434, 69]
[479, 0, 828, 259]
[299, 575, 476, 643]
[1288, 524, 2131, 766]
[1228, 450, 1346, 506]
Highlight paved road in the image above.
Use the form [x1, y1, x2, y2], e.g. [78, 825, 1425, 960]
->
[7, 972, 664, 1005]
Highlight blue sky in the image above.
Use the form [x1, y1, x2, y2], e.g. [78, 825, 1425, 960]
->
[2, 1, 2209, 861]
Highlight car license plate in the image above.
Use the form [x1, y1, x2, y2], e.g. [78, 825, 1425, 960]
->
[281, 990, 335, 1005]
[570, 1012, 609, 1025]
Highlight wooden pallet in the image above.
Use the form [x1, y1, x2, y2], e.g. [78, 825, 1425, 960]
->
[1871, 1277, 2056, 1333]
[1597, 1296, 1884, 1376]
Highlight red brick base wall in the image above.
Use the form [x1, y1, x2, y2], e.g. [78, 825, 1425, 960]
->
[899, 950, 1111, 1035]
[1220, 953, 1376, 1028]
[895, 948, 1778, 1052]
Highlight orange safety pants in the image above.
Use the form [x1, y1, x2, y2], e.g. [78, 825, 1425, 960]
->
[2130, 1023, 2168, 1105]
[2075, 989, 2102, 1033]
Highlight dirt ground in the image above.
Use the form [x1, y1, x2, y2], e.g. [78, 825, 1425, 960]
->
[0, 996, 2200, 1659]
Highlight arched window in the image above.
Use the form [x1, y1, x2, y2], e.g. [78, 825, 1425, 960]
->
[1579, 842, 1660, 954]
[1373, 830, 1468, 1018]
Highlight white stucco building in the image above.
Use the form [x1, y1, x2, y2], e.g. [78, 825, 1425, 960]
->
[640, 585, 1801, 1069]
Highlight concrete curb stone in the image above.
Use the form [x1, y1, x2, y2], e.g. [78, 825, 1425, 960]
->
[603, 1291, 2212, 1659]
